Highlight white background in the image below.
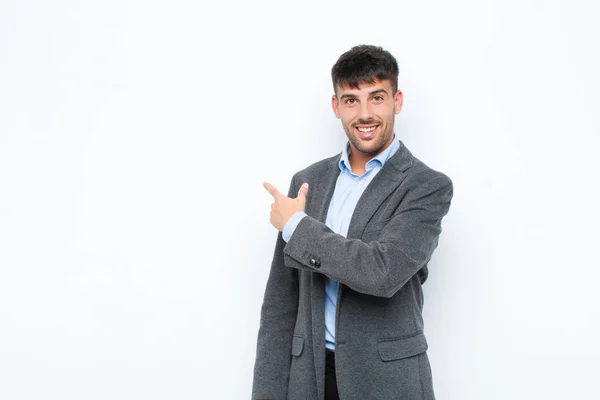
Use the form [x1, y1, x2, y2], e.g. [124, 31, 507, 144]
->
[1, 0, 599, 399]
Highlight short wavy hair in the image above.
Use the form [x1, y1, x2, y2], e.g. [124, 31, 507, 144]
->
[331, 45, 399, 95]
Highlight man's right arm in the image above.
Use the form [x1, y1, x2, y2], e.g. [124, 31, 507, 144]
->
[252, 176, 300, 400]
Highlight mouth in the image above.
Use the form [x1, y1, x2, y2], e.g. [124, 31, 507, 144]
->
[354, 124, 379, 139]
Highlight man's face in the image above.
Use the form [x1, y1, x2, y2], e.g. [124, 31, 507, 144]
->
[332, 79, 403, 157]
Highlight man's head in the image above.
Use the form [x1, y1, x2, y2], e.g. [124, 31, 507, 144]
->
[331, 45, 403, 160]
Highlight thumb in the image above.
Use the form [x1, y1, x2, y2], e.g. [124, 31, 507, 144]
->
[297, 182, 309, 205]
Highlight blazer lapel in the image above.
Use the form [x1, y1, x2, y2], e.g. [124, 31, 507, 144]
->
[346, 140, 414, 240]
[303, 153, 340, 400]
[304, 154, 341, 223]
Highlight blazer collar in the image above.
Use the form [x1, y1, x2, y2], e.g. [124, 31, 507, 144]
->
[307, 139, 414, 238]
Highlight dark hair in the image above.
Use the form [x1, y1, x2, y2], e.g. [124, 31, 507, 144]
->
[331, 45, 399, 95]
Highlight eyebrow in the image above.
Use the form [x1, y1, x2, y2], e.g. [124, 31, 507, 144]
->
[369, 89, 389, 96]
[339, 89, 389, 101]
[339, 93, 357, 101]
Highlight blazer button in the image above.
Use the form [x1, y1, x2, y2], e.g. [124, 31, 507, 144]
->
[309, 258, 321, 268]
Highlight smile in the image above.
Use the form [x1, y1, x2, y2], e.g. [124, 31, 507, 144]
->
[356, 125, 378, 132]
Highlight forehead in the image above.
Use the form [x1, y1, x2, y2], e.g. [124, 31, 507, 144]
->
[335, 79, 394, 96]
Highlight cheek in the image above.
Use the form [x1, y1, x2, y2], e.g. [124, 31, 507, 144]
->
[339, 113, 355, 126]
[345, 118, 358, 129]
[340, 114, 350, 125]
[382, 109, 395, 123]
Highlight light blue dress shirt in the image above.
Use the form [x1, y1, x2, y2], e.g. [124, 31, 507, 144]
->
[282, 135, 400, 351]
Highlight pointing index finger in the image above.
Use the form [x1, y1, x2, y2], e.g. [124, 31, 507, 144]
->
[263, 181, 282, 198]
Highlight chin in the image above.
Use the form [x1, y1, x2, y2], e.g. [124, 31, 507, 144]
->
[346, 127, 390, 152]
[355, 142, 383, 155]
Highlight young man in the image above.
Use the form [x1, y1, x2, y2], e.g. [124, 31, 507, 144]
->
[254, 45, 453, 400]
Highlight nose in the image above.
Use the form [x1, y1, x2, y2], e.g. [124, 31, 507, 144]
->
[358, 101, 373, 122]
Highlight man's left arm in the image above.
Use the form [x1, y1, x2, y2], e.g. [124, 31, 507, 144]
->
[283, 174, 453, 298]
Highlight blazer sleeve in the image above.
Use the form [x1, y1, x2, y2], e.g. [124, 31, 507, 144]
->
[283, 173, 453, 298]
[251, 175, 300, 400]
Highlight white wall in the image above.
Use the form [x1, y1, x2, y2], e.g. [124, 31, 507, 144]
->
[1, 1, 599, 398]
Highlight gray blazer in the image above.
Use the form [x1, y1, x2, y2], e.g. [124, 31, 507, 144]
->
[252, 140, 453, 400]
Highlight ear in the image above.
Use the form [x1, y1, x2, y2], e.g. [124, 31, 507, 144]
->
[331, 94, 341, 119]
[394, 90, 404, 115]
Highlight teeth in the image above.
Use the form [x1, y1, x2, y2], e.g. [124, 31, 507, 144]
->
[357, 126, 376, 132]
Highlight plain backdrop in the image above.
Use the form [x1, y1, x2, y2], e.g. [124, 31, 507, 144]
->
[1, 0, 599, 399]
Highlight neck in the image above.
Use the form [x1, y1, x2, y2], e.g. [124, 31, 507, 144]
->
[349, 136, 394, 174]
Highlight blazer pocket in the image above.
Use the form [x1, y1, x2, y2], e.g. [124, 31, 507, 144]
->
[291, 335, 304, 357]
[378, 332, 428, 361]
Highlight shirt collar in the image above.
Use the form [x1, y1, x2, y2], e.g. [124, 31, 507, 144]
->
[339, 133, 400, 173]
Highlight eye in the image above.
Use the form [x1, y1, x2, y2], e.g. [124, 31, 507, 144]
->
[345, 98, 356, 104]
[373, 95, 384, 102]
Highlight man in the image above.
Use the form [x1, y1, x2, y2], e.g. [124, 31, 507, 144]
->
[253, 45, 453, 400]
